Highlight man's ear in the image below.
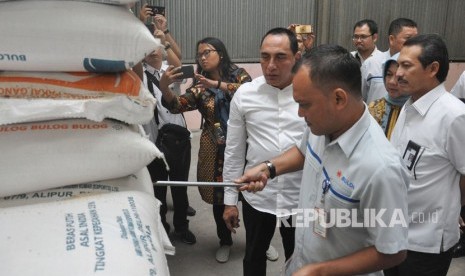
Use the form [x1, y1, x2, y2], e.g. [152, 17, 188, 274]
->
[428, 61, 440, 78]
[372, 33, 378, 43]
[332, 88, 348, 110]
[295, 51, 302, 61]
[388, 34, 395, 47]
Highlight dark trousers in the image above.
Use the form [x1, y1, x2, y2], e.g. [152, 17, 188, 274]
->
[213, 203, 233, 246]
[384, 248, 454, 276]
[242, 198, 295, 276]
[147, 139, 191, 232]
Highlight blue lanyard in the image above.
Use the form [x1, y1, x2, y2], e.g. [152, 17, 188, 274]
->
[307, 142, 360, 204]
[307, 142, 331, 196]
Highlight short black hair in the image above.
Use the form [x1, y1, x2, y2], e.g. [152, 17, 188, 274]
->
[388, 18, 417, 36]
[403, 34, 449, 83]
[353, 19, 378, 35]
[292, 44, 361, 98]
[261, 27, 299, 54]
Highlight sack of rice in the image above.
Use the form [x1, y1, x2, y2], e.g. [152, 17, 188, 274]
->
[0, 1, 160, 72]
[0, 191, 172, 276]
[0, 70, 155, 125]
[0, 119, 163, 197]
[0, 167, 155, 208]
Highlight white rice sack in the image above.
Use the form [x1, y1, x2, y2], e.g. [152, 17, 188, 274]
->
[0, 167, 154, 208]
[0, 119, 163, 197]
[0, 191, 172, 276]
[0, 70, 155, 125]
[0, 1, 160, 72]
[0, 0, 138, 5]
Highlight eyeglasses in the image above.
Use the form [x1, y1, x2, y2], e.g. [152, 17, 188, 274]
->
[196, 49, 217, 60]
[352, 34, 373, 41]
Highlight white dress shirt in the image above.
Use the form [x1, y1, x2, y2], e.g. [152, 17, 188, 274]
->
[451, 71, 465, 99]
[361, 49, 391, 103]
[390, 83, 465, 253]
[223, 76, 306, 215]
[351, 47, 382, 65]
[286, 107, 409, 276]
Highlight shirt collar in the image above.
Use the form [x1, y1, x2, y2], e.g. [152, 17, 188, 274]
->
[328, 104, 370, 159]
[144, 63, 165, 76]
[406, 83, 445, 116]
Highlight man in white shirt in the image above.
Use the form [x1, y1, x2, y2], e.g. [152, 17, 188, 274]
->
[236, 44, 409, 276]
[351, 19, 383, 65]
[222, 27, 306, 276]
[361, 18, 418, 103]
[389, 34, 465, 276]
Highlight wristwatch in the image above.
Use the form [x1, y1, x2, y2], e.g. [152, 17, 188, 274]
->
[164, 42, 171, 50]
[263, 160, 276, 179]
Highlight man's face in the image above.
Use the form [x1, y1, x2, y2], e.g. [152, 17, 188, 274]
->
[396, 45, 430, 100]
[352, 24, 377, 53]
[260, 34, 298, 89]
[389, 26, 418, 54]
[293, 66, 336, 136]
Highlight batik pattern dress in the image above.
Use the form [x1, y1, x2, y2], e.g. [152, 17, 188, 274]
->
[162, 67, 252, 204]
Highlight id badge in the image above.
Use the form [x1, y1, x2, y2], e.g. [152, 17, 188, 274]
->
[402, 140, 421, 171]
[313, 207, 328, 238]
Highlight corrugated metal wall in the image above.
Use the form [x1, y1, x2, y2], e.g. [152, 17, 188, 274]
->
[137, 0, 464, 62]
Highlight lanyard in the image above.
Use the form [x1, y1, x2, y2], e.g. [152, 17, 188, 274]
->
[307, 141, 361, 204]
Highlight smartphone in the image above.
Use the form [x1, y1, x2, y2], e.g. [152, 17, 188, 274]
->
[179, 65, 195, 79]
[295, 25, 313, 34]
[147, 5, 165, 16]
[145, 23, 154, 34]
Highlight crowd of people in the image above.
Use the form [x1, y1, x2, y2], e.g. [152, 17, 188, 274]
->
[133, 5, 465, 276]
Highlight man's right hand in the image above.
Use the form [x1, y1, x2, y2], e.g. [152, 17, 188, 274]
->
[223, 205, 240, 233]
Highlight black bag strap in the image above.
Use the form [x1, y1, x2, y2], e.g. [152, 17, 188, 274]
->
[145, 69, 187, 127]
[145, 70, 160, 125]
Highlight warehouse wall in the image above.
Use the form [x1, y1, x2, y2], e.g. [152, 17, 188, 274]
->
[138, 0, 464, 62]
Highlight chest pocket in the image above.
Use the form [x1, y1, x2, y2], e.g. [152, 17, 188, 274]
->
[325, 177, 360, 209]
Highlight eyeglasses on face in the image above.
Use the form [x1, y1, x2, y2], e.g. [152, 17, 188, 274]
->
[352, 34, 373, 41]
[196, 49, 217, 60]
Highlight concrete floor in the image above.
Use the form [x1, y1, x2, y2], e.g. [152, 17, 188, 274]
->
[163, 129, 465, 276]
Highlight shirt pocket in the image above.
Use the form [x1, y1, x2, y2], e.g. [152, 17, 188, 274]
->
[325, 178, 360, 209]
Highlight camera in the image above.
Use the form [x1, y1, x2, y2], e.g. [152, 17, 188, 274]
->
[147, 5, 165, 16]
[295, 25, 313, 34]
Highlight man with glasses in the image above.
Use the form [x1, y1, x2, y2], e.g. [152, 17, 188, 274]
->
[351, 19, 383, 65]
[361, 18, 418, 103]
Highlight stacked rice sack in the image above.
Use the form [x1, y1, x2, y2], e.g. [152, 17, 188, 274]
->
[0, 1, 173, 275]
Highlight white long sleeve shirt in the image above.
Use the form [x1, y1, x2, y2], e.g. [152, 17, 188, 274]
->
[223, 76, 306, 216]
